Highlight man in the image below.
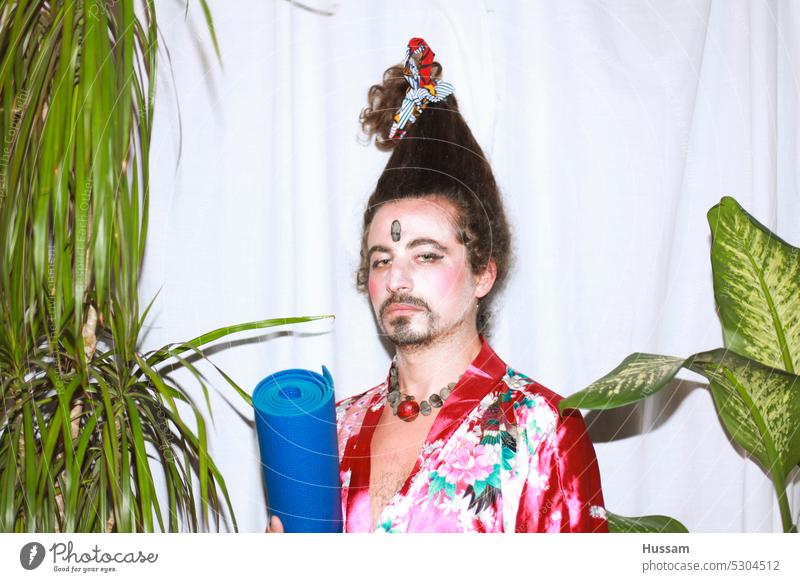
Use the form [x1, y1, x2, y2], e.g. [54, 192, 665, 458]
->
[352, 196, 497, 531]
[330, 196, 608, 532]
[268, 36, 607, 533]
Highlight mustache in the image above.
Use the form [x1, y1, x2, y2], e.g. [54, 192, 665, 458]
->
[381, 296, 428, 316]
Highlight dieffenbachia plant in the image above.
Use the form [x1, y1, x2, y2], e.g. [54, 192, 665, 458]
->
[559, 197, 800, 533]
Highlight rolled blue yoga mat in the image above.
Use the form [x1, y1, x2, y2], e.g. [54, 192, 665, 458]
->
[253, 365, 342, 533]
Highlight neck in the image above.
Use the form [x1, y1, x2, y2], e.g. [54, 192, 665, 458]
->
[393, 327, 483, 402]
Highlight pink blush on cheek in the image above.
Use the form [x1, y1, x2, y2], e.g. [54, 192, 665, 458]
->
[368, 277, 379, 297]
[430, 268, 460, 296]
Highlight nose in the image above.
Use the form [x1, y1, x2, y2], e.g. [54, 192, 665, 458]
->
[386, 256, 413, 294]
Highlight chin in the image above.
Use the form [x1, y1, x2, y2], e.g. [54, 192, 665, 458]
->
[382, 321, 425, 344]
[388, 323, 440, 348]
[390, 334, 436, 348]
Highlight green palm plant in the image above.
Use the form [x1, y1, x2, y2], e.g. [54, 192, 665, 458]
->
[561, 197, 800, 533]
[0, 0, 329, 532]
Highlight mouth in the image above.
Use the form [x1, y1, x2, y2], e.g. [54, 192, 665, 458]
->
[386, 304, 424, 315]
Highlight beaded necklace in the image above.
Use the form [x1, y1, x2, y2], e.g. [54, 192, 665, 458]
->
[387, 356, 462, 422]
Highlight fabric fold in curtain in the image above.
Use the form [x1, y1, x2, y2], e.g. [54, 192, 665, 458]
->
[144, 0, 800, 532]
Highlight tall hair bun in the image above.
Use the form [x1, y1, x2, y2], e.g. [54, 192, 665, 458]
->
[359, 60, 450, 151]
[355, 42, 511, 336]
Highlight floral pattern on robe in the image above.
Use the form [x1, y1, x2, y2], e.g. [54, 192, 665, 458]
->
[335, 335, 609, 533]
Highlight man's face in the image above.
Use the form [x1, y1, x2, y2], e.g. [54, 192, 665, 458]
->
[366, 196, 494, 348]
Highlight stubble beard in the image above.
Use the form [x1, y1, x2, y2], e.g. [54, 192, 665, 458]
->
[381, 307, 469, 352]
[383, 309, 437, 348]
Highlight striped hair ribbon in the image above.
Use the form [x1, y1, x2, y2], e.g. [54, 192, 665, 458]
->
[388, 37, 455, 140]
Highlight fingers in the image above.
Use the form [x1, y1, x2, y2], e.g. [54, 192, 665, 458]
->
[265, 514, 284, 533]
[272, 515, 284, 532]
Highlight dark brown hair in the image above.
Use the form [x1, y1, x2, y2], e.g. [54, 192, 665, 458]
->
[356, 60, 514, 336]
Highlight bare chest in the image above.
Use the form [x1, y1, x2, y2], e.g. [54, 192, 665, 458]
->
[368, 407, 438, 530]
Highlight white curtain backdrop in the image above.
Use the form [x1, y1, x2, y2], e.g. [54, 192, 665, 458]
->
[142, 0, 800, 532]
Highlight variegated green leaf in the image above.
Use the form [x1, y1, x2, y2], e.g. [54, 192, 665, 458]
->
[686, 349, 800, 483]
[559, 353, 686, 413]
[708, 196, 800, 374]
[607, 511, 688, 533]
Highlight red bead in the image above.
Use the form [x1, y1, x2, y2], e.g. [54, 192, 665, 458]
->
[397, 400, 420, 422]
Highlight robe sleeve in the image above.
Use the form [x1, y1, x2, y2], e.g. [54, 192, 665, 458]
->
[514, 404, 609, 532]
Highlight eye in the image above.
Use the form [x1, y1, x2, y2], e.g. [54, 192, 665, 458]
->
[371, 253, 443, 269]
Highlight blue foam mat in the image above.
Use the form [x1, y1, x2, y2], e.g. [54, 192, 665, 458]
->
[253, 366, 342, 533]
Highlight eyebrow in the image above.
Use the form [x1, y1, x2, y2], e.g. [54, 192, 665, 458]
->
[368, 238, 450, 259]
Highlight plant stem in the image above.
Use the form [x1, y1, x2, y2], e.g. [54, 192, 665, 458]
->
[770, 471, 795, 533]
[720, 369, 796, 533]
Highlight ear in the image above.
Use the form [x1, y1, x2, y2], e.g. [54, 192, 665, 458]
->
[475, 260, 497, 299]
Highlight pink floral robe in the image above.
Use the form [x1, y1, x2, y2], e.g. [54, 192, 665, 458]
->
[335, 334, 609, 533]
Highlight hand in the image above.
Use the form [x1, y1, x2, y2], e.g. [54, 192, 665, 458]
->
[265, 515, 284, 533]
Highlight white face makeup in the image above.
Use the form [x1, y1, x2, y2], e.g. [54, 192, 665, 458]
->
[366, 197, 493, 349]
